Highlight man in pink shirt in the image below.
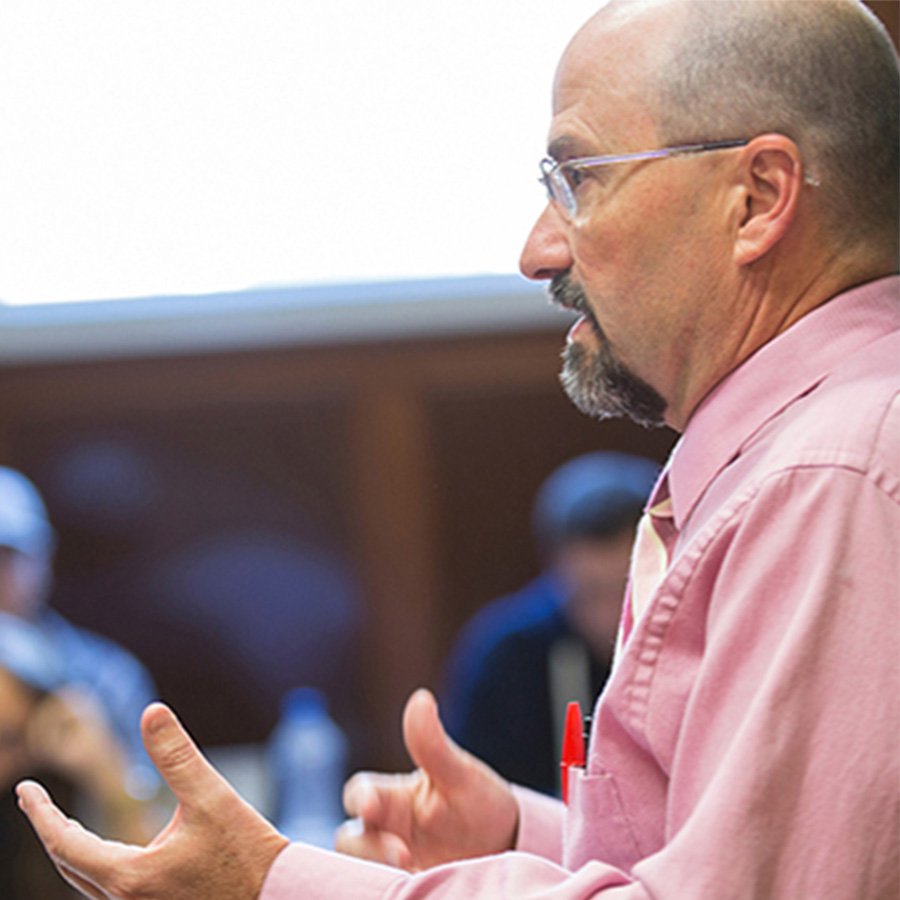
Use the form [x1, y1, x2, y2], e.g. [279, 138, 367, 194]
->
[17, 1, 899, 898]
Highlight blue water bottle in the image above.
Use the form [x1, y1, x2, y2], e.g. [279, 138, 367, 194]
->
[267, 687, 349, 848]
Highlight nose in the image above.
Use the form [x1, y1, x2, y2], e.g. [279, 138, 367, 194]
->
[519, 204, 573, 281]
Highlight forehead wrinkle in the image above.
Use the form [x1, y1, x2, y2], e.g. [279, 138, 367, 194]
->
[549, 73, 654, 161]
[549, 12, 673, 161]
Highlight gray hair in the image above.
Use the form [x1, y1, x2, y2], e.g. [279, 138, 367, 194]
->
[647, 0, 899, 249]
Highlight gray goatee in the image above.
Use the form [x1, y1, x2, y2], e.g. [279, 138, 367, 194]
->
[551, 274, 667, 428]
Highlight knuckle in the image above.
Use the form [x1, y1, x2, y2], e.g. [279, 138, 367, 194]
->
[159, 736, 195, 771]
[45, 815, 80, 859]
[44, 832, 64, 860]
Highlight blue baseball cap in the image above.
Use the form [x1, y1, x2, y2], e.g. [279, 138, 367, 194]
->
[0, 467, 55, 560]
[532, 452, 660, 548]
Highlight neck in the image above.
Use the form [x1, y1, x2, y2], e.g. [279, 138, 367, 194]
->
[668, 241, 895, 431]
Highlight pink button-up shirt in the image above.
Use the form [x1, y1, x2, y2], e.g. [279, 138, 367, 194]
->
[261, 276, 900, 899]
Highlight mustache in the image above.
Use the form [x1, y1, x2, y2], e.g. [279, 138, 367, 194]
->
[549, 273, 591, 316]
[550, 273, 604, 339]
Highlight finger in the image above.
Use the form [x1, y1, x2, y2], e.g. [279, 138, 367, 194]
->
[343, 770, 417, 835]
[334, 817, 412, 869]
[140, 703, 230, 812]
[16, 780, 131, 886]
[402, 689, 470, 791]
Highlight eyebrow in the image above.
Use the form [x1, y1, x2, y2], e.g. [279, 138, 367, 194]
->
[547, 135, 609, 163]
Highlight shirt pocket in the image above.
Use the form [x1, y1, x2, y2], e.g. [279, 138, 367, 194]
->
[564, 767, 644, 872]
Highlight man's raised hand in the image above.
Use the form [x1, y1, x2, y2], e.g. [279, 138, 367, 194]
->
[17, 702, 288, 900]
[336, 688, 519, 871]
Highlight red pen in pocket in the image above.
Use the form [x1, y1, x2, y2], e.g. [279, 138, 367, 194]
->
[560, 700, 586, 804]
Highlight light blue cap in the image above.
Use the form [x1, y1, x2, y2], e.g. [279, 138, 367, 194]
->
[0, 467, 55, 560]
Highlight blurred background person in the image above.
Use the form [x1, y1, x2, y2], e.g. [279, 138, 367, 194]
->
[0, 613, 159, 897]
[0, 465, 159, 798]
[442, 452, 658, 796]
[0, 467, 162, 894]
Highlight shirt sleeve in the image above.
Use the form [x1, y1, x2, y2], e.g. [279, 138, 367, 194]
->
[259, 842, 635, 900]
[511, 785, 565, 863]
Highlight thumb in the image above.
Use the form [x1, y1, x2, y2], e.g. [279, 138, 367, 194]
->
[402, 689, 469, 791]
[141, 703, 227, 810]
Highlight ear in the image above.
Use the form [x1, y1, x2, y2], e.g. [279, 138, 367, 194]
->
[733, 135, 806, 267]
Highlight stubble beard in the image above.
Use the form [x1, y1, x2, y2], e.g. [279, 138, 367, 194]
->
[552, 274, 667, 429]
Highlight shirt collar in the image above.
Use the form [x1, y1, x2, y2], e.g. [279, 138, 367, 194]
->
[667, 275, 900, 529]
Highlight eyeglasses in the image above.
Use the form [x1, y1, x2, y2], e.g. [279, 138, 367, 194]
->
[539, 139, 750, 220]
